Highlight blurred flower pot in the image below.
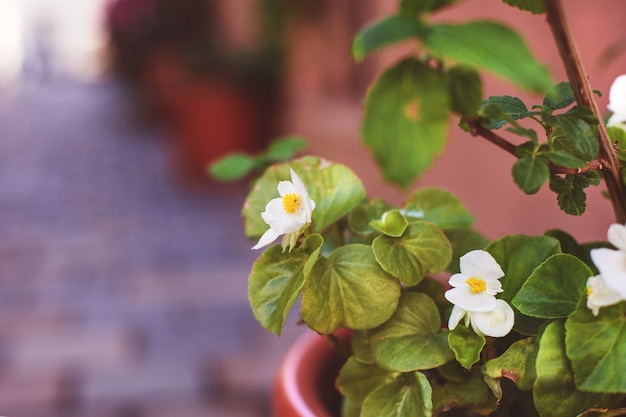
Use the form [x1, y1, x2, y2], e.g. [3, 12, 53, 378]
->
[272, 329, 350, 417]
[166, 73, 272, 181]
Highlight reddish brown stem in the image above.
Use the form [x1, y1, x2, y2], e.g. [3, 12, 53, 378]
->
[544, 0, 626, 223]
[467, 119, 518, 157]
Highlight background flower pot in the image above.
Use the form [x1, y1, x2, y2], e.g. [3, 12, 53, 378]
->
[272, 329, 350, 417]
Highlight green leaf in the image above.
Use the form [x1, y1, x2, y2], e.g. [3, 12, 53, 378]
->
[506, 125, 538, 142]
[544, 150, 587, 169]
[512, 155, 550, 194]
[565, 299, 626, 393]
[481, 95, 532, 129]
[349, 199, 394, 236]
[370, 209, 409, 237]
[501, 0, 544, 14]
[486, 234, 561, 334]
[534, 321, 619, 416]
[372, 221, 452, 285]
[361, 372, 432, 417]
[370, 292, 454, 372]
[445, 229, 490, 274]
[208, 153, 256, 181]
[242, 157, 365, 238]
[362, 58, 450, 188]
[336, 356, 397, 404]
[608, 126, 626, 162]
[401, 188, 475, 229]
[512, 253, 592, 318]
[544, 229, 597, 271]
[552, 107, 599, 160]
[301, 244, 401, 334]
[448, 325, 485, 369]
[431, 370, 495, 414]
[400, 0, 460, 14]
[484, 337, 536, 391]
[447, 65, 483, 116]
[543, 81, 575, 110]
[423, 21, 552, 93]
[352, 330, 374, 363]
[352, 14, 425, 61]
[248, 245, 308, 335]
[550, 174, 588, 216]
[264, 136, 308, 161]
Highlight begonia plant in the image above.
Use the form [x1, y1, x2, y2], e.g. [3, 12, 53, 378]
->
[230, 0, 626, 415]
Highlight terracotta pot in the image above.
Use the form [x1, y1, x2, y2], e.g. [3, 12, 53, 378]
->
[272, 329, 350, 417]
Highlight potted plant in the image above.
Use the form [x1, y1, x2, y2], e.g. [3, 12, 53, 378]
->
[106, 0, 294, 179]
[234, 0, 626, 415]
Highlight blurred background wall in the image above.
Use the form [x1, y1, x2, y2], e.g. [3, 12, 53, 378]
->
[0, 1, 625, 416]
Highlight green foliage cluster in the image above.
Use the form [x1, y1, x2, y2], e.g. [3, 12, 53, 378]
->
[237, 0, 626, 416]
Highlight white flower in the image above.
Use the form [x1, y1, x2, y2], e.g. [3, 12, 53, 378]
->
[586, 275, 624, 316]
[252, 167, 316, 252]
[607, 74, 626, 128]
[449, 300, 515, 338]
[446, 250, 514, 338]
[590, 223, 626, 299]
[445, 250, 505, 313]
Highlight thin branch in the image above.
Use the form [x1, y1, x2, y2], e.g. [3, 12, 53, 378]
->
[549, 158, 606, 175]
[544, 0, 626, 223]
[466, 119, 518, 157]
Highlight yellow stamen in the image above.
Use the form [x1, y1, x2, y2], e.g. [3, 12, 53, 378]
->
[282, 193, 301, 214]
[466, 277, 487, 294]
[587, 286, 593, 297]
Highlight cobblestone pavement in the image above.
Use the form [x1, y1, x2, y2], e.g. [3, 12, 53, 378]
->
[0, 79, 306, 417]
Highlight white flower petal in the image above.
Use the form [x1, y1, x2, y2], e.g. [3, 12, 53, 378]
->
[289, 168, 315, 222]
[459, 250, 504, 281]
[277, 180, 295, 197]
[252, 228, 280, 250]
[608, 74, 626, 115]
[470, 300, 515, 338]
[608, 223, 626, 252]
[448, 305, 466, 330]
[586, 275, 624, 316]
[445, 287, 497, 312]
[607, 112, 626, 128]
[261, 199, 304, 235]
[448, 273, 469, 288]
[590, 248, 626, 299]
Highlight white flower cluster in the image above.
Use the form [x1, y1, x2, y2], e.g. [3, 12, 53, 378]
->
[587, 223, 626, 315]
[252, 168, 316, 252]
[608, 74, 626, 128]
[445, 250, 514, 338]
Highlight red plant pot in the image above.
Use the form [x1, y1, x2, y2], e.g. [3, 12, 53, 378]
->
[272, 330, 350, 417]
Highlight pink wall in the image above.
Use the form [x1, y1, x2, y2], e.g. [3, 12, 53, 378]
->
[287, 0, 626, 243]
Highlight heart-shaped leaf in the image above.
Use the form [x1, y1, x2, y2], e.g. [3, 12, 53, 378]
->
[301, 244, 401, 334]
[402, 188, 475, 229]
[370, 209, 409, 237]
[565, 299, 626, 393]
[486, 234, 561, 334]
[448, 325, 485, 369]
[361, 372, 433, 417]
[423, 21, 552, 93]
[512, 253, 591, 318]
[370, 292, 454, 371]
[248, 245, 308, 335]
[372, 221, 452, 285]
[534, 321, 619, 416]
[336, 356, 397, 404]
[362, 58, 450, 188]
